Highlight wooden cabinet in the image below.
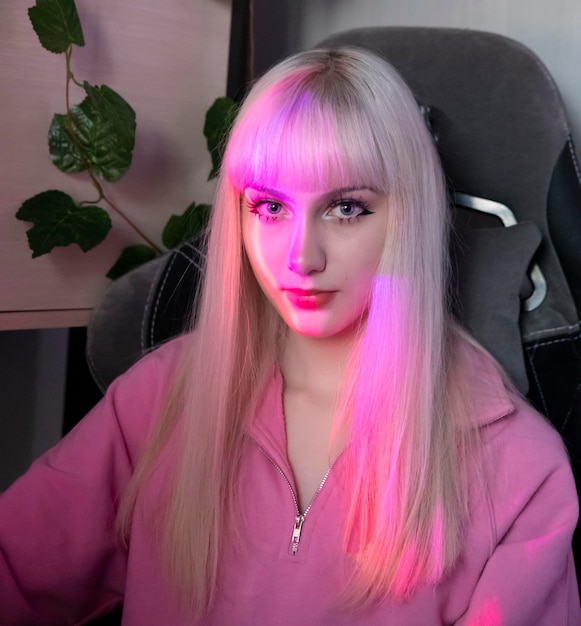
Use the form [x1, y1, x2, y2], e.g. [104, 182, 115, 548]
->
[0, 0, 231, 330]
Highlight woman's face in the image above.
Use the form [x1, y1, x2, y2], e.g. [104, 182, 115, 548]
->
[241, 183, 389, 339]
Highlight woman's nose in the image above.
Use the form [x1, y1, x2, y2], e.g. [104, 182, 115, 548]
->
[287, 220, 326, 275]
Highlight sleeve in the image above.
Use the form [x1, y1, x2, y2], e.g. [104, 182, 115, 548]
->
[457, 404, 581, 626]
[0, 340, 180, 626]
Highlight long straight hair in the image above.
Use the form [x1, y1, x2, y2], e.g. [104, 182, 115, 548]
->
[118, 47, 484, 618]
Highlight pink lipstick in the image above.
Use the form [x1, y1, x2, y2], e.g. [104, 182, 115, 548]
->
[284, 288, 336, 309]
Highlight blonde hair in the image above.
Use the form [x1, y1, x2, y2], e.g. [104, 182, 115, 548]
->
[118, 47, 484, 618]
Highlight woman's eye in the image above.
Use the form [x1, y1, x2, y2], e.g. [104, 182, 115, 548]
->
[329, 201, 372, 221]
[249, 200, 284, 221]
[264, 202, 282, 215]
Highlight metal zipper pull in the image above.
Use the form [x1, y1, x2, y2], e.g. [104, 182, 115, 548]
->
[291, 514, 305, 554]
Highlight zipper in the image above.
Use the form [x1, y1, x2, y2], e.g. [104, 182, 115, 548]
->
[251, 401, 512, 555]
[253, 441, 338, 555]
[291, 515, 305, 554]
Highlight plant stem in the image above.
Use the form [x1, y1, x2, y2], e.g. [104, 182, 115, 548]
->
[63, 44, 162, 255]
[89, 177, 162, 253]
[65, 46, 72, 112]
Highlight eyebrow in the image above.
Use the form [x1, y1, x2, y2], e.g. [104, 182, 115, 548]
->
[244, 186, 293, 203]
[244, 185, 379, 200]
[331, 185, 379, 195]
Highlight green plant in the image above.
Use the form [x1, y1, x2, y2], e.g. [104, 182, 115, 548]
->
[16, 0, 238, 279]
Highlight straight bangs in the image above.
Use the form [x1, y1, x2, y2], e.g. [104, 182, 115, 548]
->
[225, 74, 394, 196]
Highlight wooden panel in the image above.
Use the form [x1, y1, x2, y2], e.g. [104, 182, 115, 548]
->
[0, 0, 231, 330]
[0, 310, 91, 331]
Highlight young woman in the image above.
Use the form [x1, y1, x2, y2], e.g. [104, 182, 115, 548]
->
[1, 47, 579, 625]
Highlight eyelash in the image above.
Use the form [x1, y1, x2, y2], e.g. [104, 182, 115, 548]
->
[248, 199, 283, 223]
[247, 198, 373, 223]
[328, 199, 373, 223]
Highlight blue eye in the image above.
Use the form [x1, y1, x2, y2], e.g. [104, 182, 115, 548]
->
[337, 202, 357, 217]
[329, 200, 373, 222]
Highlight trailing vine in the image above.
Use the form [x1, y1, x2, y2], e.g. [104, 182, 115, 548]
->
[16, 0, 238, 279]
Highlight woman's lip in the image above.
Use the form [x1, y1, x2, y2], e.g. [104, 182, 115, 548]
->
[285, 288, 328, 296]
[283, 288, 336, 309]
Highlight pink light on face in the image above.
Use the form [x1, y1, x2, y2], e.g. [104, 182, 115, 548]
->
[240, 184, 389, 340]
[283, 288, 337, 310]
[226, 73, 397, 340]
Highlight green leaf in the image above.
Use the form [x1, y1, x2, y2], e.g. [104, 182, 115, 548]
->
[49, 85, 136, 182]
[204, 97, 239, 180]
[83, 83, 136, 154]
[28, 0, 85, 54]
[162, 202, 211, 249]
[16, 190, 111, 257]
[48, 113, 85, 174]
[106, 245, 157, 280]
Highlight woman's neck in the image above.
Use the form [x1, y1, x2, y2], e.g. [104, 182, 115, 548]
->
[280, 330, 357, 397]
[279, 330, 357, 508]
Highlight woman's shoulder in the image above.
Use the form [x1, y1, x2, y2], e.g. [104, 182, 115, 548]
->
[125, 333, 188, 377]
[110, 333, 188, 393]
[461, 340, 577, 522]
[479, 390, 572, 497]
[87, 334, 190, 456]
[106, 334, 185, 401]
[458, 341, 579, 570]
[449, 345, 580, 626]
[456, 335, 572, 478]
